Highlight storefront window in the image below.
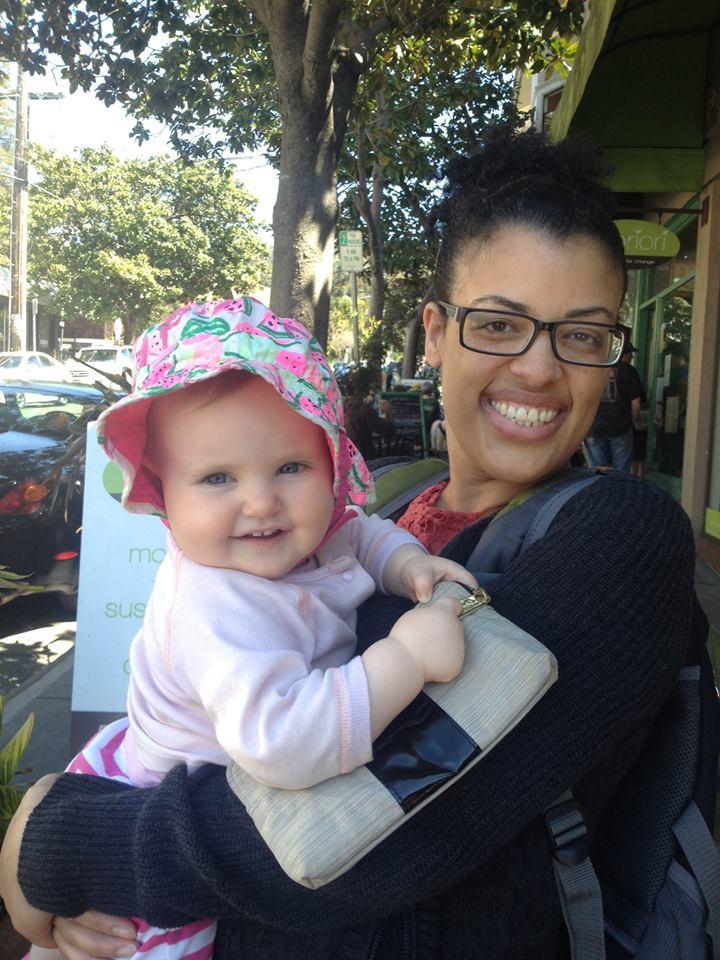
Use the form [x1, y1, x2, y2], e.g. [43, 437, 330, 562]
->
[647, 278, 693, 479]
[649, 220, 698, 296]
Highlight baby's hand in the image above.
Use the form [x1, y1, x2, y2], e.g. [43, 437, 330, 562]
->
[389, 597, 466, 684]
[399, 553, 478, 604]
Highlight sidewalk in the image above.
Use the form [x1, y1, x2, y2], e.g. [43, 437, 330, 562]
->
[2, 560, 720, 788]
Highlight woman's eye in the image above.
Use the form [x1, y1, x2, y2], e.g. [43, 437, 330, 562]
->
[278, 462, 304, 475]
[467, 314, 518, 336]
[565, 327, 602, 347]
[203, 472, 232, 485]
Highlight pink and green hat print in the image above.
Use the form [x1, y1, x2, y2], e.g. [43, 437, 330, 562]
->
[96, 297, 373, 518]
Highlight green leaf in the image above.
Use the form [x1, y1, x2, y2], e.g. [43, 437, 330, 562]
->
[0, 783, 21, 823]
[0, 713, 35, 786]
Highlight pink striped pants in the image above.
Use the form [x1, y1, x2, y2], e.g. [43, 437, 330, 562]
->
[30, 717, 216, 960]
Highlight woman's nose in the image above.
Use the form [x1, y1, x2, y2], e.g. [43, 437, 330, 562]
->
[508, 329, 563, 386]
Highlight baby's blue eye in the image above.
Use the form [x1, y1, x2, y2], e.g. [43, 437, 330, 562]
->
[203, 473, 232, 485]
[278, 462, 304, 475]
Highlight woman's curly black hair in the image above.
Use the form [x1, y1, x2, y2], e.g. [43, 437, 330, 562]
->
[428, 126, 627, 300]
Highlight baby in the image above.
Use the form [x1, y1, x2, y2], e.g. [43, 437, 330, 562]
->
[48, 297, 473, 960]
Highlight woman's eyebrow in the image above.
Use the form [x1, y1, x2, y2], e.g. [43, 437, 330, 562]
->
[468, 295, 528, 312]
[467, 296, 616, 322]
[564, 306, 617, 321]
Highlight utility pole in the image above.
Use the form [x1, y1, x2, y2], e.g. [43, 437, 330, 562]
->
[9, 62, 28, 351]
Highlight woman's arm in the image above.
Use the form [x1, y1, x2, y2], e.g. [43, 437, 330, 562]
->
[16, 474, 695, 933]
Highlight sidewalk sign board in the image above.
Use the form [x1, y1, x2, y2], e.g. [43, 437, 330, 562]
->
[70, 423, 163, 751]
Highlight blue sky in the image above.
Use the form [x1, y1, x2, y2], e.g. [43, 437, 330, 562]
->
[25, 66, 278, 227]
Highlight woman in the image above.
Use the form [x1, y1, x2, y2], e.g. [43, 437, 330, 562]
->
[1, 128, 695, 960]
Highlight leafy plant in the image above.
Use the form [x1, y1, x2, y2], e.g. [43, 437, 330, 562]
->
[0, 694, 35, 842]
[0, 566, 45, 606]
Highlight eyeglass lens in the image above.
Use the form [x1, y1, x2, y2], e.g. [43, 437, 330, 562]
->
[462, 312, 623, 364]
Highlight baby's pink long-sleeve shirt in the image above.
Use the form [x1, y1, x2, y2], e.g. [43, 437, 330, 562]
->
[125, 508, 421, 790]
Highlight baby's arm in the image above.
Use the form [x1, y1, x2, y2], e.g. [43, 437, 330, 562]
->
[346, 509, 476, 601]
[362, 596, 464, 739]
[382, 543, 478, 602]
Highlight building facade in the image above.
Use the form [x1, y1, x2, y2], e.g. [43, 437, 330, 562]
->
[547, 0, 720, 571]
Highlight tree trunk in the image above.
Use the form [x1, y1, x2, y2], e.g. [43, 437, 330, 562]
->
[257, 0, 358, 349]
[122, 314, 134, 344]
[353, 125, 385, 324]
[403, 302, 423, 378]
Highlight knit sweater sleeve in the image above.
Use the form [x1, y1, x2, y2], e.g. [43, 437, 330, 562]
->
[18, 474, 695, 933]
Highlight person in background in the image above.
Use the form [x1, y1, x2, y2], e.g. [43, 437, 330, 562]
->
[342, 366, 396, 460]
[584, 331, 644, 472]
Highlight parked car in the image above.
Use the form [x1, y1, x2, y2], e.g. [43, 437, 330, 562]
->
[0, 350, 94, 385]
[0, 379, 126, 608]
[75, 345, 133, 382]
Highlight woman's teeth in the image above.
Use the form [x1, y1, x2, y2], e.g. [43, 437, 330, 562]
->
[490, 400, 559, 427]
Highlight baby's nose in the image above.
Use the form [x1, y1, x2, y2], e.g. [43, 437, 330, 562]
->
[240, 483, 279, 517]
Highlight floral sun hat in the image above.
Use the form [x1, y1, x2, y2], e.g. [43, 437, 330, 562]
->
[97, 297, 373, 524]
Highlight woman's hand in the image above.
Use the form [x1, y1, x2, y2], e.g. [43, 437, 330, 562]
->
[0, 774, 59, 947]
[53, 912, 139, 960]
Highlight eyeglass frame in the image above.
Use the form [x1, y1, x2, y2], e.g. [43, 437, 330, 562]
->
[436, 301, 626, 368]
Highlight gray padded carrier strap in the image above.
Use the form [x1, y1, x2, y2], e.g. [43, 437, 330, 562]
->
[545, 791, 606, 960]
[520, 475, 602, 554]
[672, 800, 720, 957]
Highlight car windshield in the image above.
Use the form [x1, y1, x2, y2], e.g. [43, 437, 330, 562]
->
[0, 355, 22, 368]
[79, 349, 117, 362]
[0, 388, 98, 439]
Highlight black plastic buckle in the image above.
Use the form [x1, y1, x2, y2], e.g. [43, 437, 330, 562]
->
[544, 798, 589, 867]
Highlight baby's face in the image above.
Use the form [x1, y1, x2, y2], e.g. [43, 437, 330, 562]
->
[146, 376, 335, 578]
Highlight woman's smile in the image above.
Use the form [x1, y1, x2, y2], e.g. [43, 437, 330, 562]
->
[482, 390, 566, 440]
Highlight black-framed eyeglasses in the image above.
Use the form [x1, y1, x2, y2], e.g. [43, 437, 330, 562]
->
[437, 301, 625, 368]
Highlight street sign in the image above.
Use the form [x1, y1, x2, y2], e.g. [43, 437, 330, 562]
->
[338, 229, 363, 272]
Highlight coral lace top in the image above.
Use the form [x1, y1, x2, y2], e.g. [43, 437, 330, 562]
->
[397, 480, 502, 555]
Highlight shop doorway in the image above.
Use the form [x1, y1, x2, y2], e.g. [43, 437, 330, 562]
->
[640, 272, 695, 498]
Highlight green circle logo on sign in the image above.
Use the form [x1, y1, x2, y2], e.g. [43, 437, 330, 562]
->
[614, 220, 681, 269]
[102, 461, 124, 502]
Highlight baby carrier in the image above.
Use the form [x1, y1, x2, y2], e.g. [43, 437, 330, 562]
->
[373, 463, 720, 959]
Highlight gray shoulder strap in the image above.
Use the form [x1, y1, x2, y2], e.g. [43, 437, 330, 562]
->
[545, 791, 606, 960]
[520, 474, 602, 555]
[673, 800, 720, 957]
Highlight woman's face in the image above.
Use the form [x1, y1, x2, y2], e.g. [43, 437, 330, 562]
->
[424, 225, 624, 491]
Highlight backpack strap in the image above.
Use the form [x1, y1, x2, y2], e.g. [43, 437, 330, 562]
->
[466, 468, 602, 578]
[672, 800, 720, 956]
[545, 792, 607, 960]
[521, 473, 603, 553]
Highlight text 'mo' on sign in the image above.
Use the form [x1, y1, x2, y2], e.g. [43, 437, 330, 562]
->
[614, 220, 681, 270]
[338, 229, 363, 272]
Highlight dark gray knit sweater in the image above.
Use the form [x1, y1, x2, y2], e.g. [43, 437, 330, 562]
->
[19, 473, 695, 959]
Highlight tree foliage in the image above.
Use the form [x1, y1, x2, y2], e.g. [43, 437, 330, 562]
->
[0, 2, 581, 157]
[339, 63, 522, 352]
[0, 1, 584, 342]
[22, 146, 269, 338]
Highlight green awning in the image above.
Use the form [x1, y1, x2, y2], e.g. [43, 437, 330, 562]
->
[550, 0, 717, 192]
